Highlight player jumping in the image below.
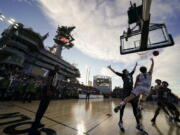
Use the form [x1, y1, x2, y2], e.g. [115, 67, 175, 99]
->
[108, 62, 141, 132]
[117, 58, 154, 134]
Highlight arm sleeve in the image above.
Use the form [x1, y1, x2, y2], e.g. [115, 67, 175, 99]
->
[130, 70, 135, 75]
[115, 72, 123, 77]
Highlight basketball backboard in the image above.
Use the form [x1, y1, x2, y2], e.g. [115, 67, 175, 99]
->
[120, 0, 174, 55]
[120, 24, 174, 54]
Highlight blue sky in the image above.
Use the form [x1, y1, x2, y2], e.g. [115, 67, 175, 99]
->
[0, 0, 180, 96]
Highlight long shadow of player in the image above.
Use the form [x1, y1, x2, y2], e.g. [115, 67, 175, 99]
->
[28, 125, 57, 135]
[28, 127, 41, 135]
[2, 121, 57, 135]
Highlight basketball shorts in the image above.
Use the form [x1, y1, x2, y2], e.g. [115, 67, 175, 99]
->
[131, 86, 150, 96]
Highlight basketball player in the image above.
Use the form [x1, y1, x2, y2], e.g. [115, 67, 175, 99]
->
[151, 80, 171, 124]
[29, 66, 59, 135]
[154, 79, 162, 90]
[118, 58, 154, 132]
[108, 63, 141, 132]
[151, 81, 180, 123]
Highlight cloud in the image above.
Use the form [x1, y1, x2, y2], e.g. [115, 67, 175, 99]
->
[100, 67, 115, 77]
[37, 0, 140, 64]
[37, 0, 179, 64]
[37, 0, 180, 95]
[151, 0, 180, 21]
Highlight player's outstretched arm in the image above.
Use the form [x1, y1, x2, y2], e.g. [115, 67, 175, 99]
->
[134, 74, 140, 88]
[148, 58, 154, 75]
[131, 62, 138, 74]
[107, 65, 122, 76]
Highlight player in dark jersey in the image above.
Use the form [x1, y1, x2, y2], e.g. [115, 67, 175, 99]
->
[151, 80, 171, 124]
[162, 82, 179, 122]
[151, 81, 180, 124]
[29, 66, 59, 135]
[108, 63, 141, 132]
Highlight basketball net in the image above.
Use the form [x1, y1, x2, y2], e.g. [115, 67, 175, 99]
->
[136, 51, 148, 56]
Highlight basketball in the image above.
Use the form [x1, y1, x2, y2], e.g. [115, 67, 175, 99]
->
[153, 50, 159, 56]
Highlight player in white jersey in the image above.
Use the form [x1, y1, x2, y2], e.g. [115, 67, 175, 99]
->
[118, 58, 154, 133]
[119, 58, 154, 105]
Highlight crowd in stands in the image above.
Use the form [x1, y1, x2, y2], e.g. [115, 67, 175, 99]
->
[57, 81, 100, 99]
[0, 67, 100, 102]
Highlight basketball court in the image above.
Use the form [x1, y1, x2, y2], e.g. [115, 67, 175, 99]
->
[0, 99, 179, 135]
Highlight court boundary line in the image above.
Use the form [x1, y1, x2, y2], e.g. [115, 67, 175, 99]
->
[86, 114, 112, 133]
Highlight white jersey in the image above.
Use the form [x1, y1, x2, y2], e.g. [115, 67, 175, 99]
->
[137, 73, 152, 89]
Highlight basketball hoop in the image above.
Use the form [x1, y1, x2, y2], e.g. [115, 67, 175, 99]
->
[136, 51, 148, 56]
